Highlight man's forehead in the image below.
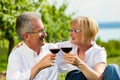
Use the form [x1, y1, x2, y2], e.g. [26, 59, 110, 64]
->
[32, 19, 44, 29]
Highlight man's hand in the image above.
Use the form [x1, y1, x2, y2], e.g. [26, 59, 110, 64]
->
[38, 54, 56, 69]
[30, 53, 56, 80]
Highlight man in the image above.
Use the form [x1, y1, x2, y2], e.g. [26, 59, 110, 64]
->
[6, 12, 58, 80]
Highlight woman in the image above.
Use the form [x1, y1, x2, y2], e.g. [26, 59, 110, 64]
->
[63, 16, 107, 80]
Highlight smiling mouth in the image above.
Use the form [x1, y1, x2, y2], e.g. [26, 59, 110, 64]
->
[39, 37, 45, 45]
[40, 36, 45, 40]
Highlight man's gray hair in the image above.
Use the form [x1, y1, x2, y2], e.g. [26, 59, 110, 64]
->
[16, 12, 41, 40]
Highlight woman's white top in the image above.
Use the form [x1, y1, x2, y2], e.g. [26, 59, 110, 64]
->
[56, 41, 107, 71]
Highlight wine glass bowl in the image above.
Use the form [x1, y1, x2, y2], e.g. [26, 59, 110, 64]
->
[49, 43, 60, 54]
[60, 41, 73, 53]
[49, 48, 60, 54]
[61, 47, 72, 53]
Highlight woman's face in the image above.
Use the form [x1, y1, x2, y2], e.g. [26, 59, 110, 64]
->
[70, 23, 82, 45]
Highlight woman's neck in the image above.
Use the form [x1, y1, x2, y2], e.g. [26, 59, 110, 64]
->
[77, 43, 92, 61]
[77, 40, 94, 53]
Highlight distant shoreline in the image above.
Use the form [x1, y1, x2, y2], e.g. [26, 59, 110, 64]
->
[96, 28, 120, 41]
[99, 26, 120, 29]
[99, 22, 120, 29]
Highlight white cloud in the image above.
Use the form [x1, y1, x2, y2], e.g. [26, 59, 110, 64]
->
[65, 0, 120, 22]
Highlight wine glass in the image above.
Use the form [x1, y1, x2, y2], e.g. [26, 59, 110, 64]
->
[59, 41, 75, 71]
[61, 41, 73, 54]
[48, 43, 60, 54]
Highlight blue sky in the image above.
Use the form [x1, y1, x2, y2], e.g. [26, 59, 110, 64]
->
[48, 0, 120, 23]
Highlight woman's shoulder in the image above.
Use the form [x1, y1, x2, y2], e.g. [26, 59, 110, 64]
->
[87, 42, 106, 55]
[93, 42, 105, 50]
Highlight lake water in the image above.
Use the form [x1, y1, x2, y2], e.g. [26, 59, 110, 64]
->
[96, 28, 120, 42]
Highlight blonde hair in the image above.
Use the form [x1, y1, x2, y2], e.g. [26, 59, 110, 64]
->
[70, 16, 98, 43]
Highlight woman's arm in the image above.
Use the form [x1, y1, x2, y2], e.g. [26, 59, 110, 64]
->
[63, 53, 106, 80]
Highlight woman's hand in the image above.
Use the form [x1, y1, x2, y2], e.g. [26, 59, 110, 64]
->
[63, 53, 84, 67]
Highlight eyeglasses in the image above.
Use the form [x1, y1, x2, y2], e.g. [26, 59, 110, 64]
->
[27, 29, 45, 34]
[68, 29, 82, 33]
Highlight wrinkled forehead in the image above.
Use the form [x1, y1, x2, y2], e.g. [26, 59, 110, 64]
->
[32, 19, 44, 30]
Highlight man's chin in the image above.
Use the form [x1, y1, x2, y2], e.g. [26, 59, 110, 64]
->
[42, 42, 45, 46]
[71, 40, 74, 43]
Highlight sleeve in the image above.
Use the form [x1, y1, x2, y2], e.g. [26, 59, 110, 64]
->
[94, 47, 107, 65]
[6, 51, 31, 80]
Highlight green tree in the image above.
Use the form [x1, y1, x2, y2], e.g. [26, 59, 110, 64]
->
[40, 1, 72, 42]
[0, 0, 39, 56]
[0, 0, 72, 56]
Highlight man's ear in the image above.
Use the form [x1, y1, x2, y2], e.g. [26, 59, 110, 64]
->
[22, 33, 29, 40]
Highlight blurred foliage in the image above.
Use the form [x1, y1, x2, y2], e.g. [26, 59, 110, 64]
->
[40, 1, 72, 42]
[0, 50, 7, 72]
[96, 38, 120, 57]
[0, 0, 72, 56]
[0, 0, 39, 55]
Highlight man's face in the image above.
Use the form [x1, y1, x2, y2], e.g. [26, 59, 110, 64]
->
[27, 19, 47, 48]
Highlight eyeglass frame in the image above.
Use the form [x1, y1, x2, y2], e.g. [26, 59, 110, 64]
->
[68, 29, 82, 33]
[27, 29, 45, 34]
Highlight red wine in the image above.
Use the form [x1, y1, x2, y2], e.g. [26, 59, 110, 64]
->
[61, 47, 72, 53]
[49, 49, 60, 54]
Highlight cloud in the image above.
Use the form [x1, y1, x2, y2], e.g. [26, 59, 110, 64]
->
[66, 0, 120, 22]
